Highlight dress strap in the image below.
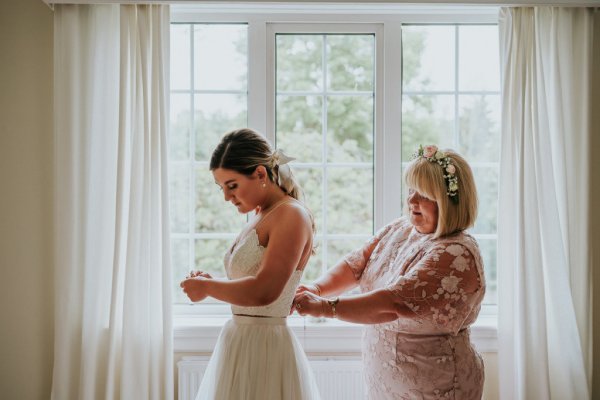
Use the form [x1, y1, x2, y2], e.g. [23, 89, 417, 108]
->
[253, 197, 313, 272]
[254, 197, 295, 230]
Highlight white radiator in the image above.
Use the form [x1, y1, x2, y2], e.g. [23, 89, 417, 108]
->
[178, 356, 365, 400]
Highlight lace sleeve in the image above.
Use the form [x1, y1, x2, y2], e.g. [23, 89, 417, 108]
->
[343, 222, 396, 280]
[385, 242, 483, 335]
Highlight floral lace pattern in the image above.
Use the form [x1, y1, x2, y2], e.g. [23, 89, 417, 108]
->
[344, 217, 485, 399]
[225, 229, 303, 318]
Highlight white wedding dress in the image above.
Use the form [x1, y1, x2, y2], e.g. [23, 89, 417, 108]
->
[195, 213, 321, 400]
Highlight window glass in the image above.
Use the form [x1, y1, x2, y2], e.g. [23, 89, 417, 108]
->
[276, 33, 375, 284]
[169, 22, 500, 308]
[402, 26, 455, 92]
[170, 24, 248, 305]
[402, 25, 500, 304]
[194, 25, 247, 91]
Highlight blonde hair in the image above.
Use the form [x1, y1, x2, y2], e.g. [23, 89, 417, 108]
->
[404, 149, 478, 238]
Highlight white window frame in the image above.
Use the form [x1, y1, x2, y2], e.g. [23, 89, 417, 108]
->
[172, 3, 499, 354]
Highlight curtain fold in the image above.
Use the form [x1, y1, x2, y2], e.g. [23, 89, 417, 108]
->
[497, 7, 594, 400]
[52, 4, 172, 400]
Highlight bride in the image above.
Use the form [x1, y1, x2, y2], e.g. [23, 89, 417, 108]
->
[180, 128, 321, 400]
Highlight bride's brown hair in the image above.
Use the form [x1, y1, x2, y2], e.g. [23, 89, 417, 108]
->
[210, 128, 305, 201]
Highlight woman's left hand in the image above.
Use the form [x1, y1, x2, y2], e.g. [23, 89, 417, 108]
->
[292, 290, 327, 317]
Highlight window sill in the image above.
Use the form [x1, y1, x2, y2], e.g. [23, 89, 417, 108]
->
[173, 314, 497, 354]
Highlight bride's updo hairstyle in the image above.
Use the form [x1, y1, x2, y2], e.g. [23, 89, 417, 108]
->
[404, 147, 478, 239]
[210, 128, 305, 202]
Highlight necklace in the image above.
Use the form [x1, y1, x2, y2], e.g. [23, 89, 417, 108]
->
[257, 195, 292, 216]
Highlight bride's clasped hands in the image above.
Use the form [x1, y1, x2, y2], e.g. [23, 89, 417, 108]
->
[180, 270, 213, 303]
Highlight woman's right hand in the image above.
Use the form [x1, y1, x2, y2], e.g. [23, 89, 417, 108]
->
[186, 270, 213, 279]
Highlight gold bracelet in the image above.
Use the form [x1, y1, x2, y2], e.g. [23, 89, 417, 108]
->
[313, 283, 322, 296]
[328, 297, 340, 318]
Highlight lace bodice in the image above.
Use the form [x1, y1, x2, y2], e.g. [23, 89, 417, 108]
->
[224, 229, 303, 317]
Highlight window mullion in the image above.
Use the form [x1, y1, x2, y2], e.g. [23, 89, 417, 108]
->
[322, 34, 329, 276]
[188, 24, 196, 273]
[248, 20, 268, 136]
[379, 22, 403, 230]
[454, 25, 460, 150]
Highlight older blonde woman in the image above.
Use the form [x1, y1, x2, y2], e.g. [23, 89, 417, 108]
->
[293, 145, 485, 400]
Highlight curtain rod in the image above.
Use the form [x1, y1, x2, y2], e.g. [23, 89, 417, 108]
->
[40, 1, 600, 6]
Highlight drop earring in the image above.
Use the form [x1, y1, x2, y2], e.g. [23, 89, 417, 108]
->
[262, 181, 266, 188]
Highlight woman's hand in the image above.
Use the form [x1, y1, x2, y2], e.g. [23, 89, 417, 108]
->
[295, 283, 320, 296]
[186, 270, 213, 279]
[292, 290, 327, 317]
[180, 271, 212, 302]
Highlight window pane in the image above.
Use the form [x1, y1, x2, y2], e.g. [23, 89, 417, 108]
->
[170, 23, 249, 306]
[327, 95, 374, 163]
[171, 24, 190, 90]
[327, 239, 365, 295]
[277, 35, 323, 92]
[402, 23, 500, 307]
[327, 35, 374, 92]
[194, 94, 247, 161]
[170, 93, 190, 161]
[327, 238, 367, 267]
[195, 239, 231, 278]
[402, 26, 455, 92]
[327, 167, 373, 234]
[194, 24, 247, 91]
[477, 238, 497, 305]
[169, 163, 190, 233]
[458, 95, 501, 163]
[276, 95, 323, 163]
[471, 166, 498, 235]
[276, 33, 376, 286]
[172, 238, 190, 303]
[302, 239, 323, 284]
[294, 168, 323, 233]
[401, 94, 455, 159]
[459, 26, 500, 91]
[195, 165, 246, 233]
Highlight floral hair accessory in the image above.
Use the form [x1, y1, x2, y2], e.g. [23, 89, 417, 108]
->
[413, 145, 459, 204]
[270, 149, 296, 194]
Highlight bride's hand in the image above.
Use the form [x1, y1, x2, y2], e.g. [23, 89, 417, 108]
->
[186, 270, 213, 279]
[180, 276, 210, 302]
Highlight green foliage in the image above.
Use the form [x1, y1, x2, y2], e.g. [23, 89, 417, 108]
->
[326, 35, 374, 92]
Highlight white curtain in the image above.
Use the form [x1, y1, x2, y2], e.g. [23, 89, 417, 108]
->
[52, 4, 172, 400]
[497, 7, 595, 400]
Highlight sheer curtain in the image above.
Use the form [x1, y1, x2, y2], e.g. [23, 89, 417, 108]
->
[497, 7, 595, 400]
[52, 4, 172, 400]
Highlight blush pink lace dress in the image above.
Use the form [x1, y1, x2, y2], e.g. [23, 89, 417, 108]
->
[344, 217, 485, 400]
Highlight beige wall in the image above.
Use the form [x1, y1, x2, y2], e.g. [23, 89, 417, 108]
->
[0, 2, 597, 400]
[0, 0, 54, 399]
[592, 10, 600, 400]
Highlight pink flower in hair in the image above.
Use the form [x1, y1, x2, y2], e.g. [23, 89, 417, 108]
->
[446, 164, 456, 174]
[423, 145, 438, 158]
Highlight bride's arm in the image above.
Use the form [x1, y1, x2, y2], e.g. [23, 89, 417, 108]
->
[181, 204, 312, 307]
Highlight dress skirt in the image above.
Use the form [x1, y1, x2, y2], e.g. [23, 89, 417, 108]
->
[195, 315, 321, 400]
